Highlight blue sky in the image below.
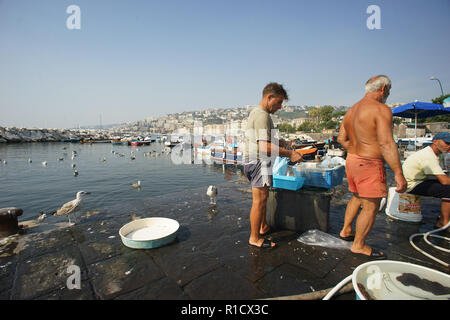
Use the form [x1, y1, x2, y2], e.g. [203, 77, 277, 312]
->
[1, 0, 449, 128]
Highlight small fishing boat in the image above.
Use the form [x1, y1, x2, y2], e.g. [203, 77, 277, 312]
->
[61, 138, 82, 143]
[164, 140, 180, 148]
[111, 137, 122, 144]
[129, 141, 139, 146]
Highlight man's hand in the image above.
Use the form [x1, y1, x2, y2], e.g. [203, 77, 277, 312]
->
[280, 139, 293, 150]
[289, 150, 303, 163]
[395, 173, 407, 193]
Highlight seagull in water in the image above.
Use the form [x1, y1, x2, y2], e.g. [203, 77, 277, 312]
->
[37, 211, 46, 223]
[52, 191, 91, 225]
[131, 180, 141, 189]
[206, 185, 218, 205]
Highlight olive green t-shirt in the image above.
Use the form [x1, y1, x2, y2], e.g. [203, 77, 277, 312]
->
[244, 105, 274, 160]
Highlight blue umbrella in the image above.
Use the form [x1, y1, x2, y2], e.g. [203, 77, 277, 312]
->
[391, 101, 448, 119]
[391, 101, 449, 150]
[443, 97, 450, 109]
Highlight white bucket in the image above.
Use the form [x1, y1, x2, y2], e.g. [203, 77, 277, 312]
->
[385, 187, 422, 223]
[353, 260, 450, 300]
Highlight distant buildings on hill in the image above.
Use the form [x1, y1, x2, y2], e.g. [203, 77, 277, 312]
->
[108, 102, 408, 135]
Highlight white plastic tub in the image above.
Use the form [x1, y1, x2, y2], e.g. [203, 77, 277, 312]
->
[353, 260, 450, 300]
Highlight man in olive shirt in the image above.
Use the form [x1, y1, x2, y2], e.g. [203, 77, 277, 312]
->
[244, 83, 303, 248]
[403, 132, 450, 229]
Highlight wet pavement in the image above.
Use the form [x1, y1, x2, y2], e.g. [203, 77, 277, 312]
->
[0, 167, 448, 300]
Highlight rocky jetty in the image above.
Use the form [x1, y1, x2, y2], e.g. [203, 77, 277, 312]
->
[0, 127, 112, 143]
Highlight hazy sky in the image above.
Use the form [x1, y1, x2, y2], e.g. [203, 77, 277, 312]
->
[1, 0, 449, 128]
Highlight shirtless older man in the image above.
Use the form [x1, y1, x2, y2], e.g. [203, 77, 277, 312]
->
[337, 75, 407, 259]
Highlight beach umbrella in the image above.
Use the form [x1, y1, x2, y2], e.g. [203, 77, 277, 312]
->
[443, 97, 450, 109]
[391, 101, 449, 150]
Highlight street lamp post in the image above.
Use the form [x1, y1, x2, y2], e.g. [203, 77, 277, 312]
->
[430, 76, 444, 96]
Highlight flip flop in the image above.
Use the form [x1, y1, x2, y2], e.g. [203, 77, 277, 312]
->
[339, 234, 355, 242]
[249, 239, 275, 249]
[351, 248, 387, 260]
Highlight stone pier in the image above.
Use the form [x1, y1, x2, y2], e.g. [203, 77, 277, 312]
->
[0, 177, 448, 300]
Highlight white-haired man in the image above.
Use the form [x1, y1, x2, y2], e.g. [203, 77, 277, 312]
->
[337, 75, 407, 259]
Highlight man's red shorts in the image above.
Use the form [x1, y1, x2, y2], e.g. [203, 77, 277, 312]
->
[346, 153, 387, 198]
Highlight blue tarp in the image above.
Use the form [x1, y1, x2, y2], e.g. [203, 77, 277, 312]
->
[391, 101, 449, 119]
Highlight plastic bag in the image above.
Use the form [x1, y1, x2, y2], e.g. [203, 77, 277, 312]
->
[297, 229, 352, 249]
[273, 156, 288, 176]
[318, 156, 346, 168]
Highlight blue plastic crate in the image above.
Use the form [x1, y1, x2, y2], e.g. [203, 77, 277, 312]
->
[273, 175, 306, 191]
[294, 165, 345, 189]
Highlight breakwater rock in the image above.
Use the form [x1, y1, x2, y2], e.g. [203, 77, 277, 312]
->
[0, 127, 112, 143]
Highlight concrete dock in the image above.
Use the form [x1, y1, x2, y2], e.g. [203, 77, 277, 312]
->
[0, 172, 448, 300]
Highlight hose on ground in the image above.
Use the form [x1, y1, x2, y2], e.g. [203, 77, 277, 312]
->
[409, 221, 450, 268]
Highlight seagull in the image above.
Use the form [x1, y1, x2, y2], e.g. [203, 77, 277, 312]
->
[71, 163, 76, 168]
[131, 155, 136, 160]
[206, 185, 218, 205]
[3, 160, 7, 165]
[131, 180, 141, 188]
[52, 191, 91, 225]
[42, 161, 48, 166]
[73, 170, 78, 176]
[28, 158, 32, 163]
[37, 211, 47, 222]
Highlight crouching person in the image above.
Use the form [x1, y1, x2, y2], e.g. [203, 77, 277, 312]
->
[402, 132, 450, 229]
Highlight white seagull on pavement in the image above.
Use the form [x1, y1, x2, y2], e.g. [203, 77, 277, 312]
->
[53, 191, 91, 225]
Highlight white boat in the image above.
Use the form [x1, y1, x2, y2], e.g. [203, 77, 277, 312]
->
[164, 136, 183, 148]
[396, 133, 433, 147]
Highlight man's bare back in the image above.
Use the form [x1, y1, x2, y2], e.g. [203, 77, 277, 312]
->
[337, 76, 406, 193]
[342, 97, 392, 159]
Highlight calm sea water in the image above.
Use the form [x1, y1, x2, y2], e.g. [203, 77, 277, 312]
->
[0, 142, 243, 220]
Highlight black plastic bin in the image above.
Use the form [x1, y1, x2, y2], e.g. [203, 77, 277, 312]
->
[266, 187, 332, 233]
